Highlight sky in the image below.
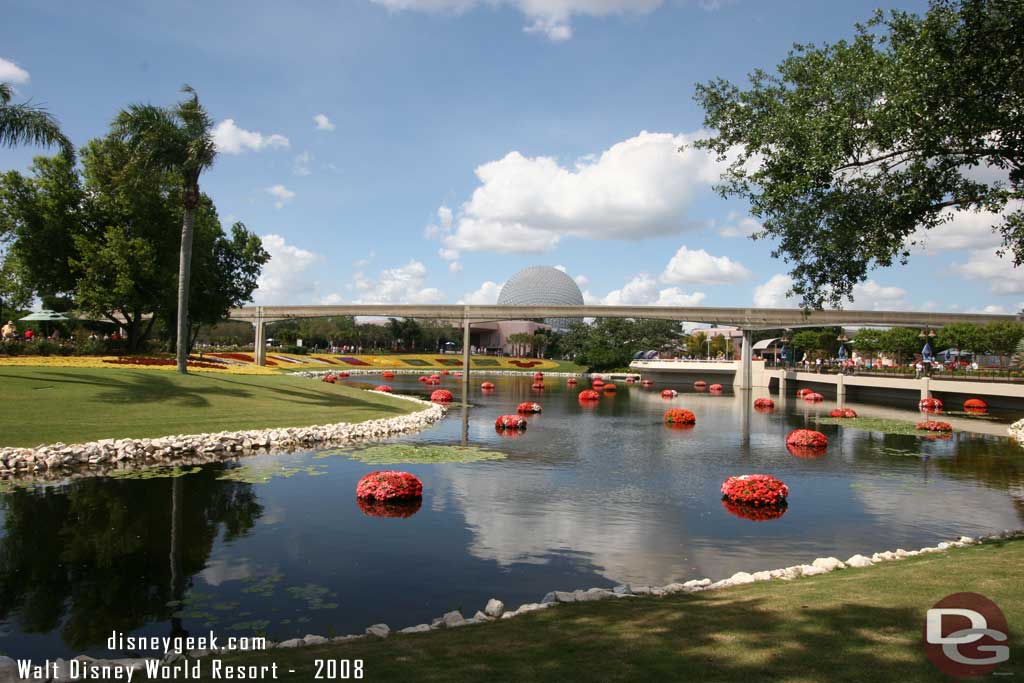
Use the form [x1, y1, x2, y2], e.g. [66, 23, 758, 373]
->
[1, 0, 1019, 315]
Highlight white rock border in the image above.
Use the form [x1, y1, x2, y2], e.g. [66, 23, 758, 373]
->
[0, 392, 446, 480]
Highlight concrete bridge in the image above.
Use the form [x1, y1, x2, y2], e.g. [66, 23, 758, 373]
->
[228, 304, 1021, 387]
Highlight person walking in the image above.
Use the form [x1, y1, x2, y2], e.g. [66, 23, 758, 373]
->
[1, 320, 15, 339]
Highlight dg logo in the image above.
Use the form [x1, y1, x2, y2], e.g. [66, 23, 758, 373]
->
[924, 592, 1010, 678]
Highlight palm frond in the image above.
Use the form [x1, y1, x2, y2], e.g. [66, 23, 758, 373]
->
[0, 100, 74, 160]
[0, 83, 12, 105]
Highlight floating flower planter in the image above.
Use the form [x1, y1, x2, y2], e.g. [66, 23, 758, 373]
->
[919, 397, 944, 412]
[786, 444, 828, 459]
[517, 402, 542, 414]
[322, 374, 337, 384]
[786, 429, 828, 450]
[640, 379, 654, 387]
[481, 382, 495, 390]
[753, 398, 774, 409]
[661, 389, 678, 398]
[592, 379, 605, 388]
[829, 408, 857, 418]
[721, 498, 787, 522]
[338, 371, 350, 378]
[964, 398, 987, 413]
[803, 392, 824, 402]
[625, 377, 635, 384]
[426, 378, 441, 385]
[357, 497, 422, 519]
[373, 385, 393, 393]
[566, 378, 578, 385]
[441, 370, 450, 375]
[796, 388, 812, 398]
[578, 389, 601, 401]
[418, 376, 429, 382]
[453, 371, 462, 377]
[382, 371, 395, 378]
[709, 384, 723, 392]
[664, 408, 696, 425]
[917, 420, 953, 432]
[495, 415, 527, 430]
[534, 372, 544, 380]
[356, 470, 423, 502]
[531, 382, 545, 390]
[721, 474, 789, 507]
[602, 383, 617, 392]
[430, 389, 453, 402]
[694, 380, 707, 389]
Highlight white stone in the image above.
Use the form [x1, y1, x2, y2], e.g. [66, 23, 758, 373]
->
[728, 571, 756, 584]
[442, 611, 465, 628]
[612, 584, 632, 595]
[484, 598, 505, 618]
[845, 554, 873, 568]
[959, 536, 976, 544]
[937, 542, 951, 550]
[811, 557, 846, 571]
[797, 564, 828, 577]
[398, 624, 431, 634]
[278, 639, 303, 648]
[304, 634, 329, 645]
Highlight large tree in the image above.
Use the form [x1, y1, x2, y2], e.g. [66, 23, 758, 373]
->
[113, 85, 217, 372]
[694, 0, 1023, 308]
[0, 82, 73, 160]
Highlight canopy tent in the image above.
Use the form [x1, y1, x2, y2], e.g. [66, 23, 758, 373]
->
[752, 337, 782, 357]
[18, 309, 72, 336]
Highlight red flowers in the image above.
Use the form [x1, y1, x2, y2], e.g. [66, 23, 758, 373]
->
[531, 382, 545, 390]
[578, 389, 601, 401]
[495, 415, 527, 430]
[803, 392, 824, 402]
[829, 408, 857, 418]
[534, 372, 544, 380]
[567, 378, 578, 385]
[721, 474, 789, 507]
[796, 388, 812, 398]
[664, 408, 696, 425]
[694, 380, 707, 389]
[441, 370, 450, 375]
[481, 382, 495, 390]
[640, 379, 654, 387]
[661, 389, 678, 398]
[517, 401, 542, 413]
[430, 389, 453, 402]
[382, 371, 395, 378]
[418, 376, 428, 382]
[753, 398, 775, 409]
[338, 371, 350, 378]
[373, 385, 393, 392]
[322, 374, 337, 383]
[356, 471, 423, 501]
[709, 383, 723, 392]
[103, 357, 227, 370]
[786, 429, 828, 449]
[917, 420, 953, 432]
[722, 499, 788, 522]
[919, 397, 944, 412]
[592, 378, 605, 388]
[964, 398, 987, 413]
[602, 383, 617, 392]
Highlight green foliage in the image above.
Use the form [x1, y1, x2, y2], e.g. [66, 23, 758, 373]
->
[323, 444, 508, 465]
[879, 327, 921, 364]
[0, 81, 74, 160]
[695, 0, 1024, 307]
[851, 328, 885, 356]
[814, 416, 951, 436]
[936, 322, 983, 355]
[561, 318, 681, 371]
[981, 321, 1024, 366]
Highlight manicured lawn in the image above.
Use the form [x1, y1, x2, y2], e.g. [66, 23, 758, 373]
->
[212, 539, 1024, 682]
[0, 367, 419, 447]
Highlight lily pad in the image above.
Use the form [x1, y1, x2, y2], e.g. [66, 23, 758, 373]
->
[814, 416, 955, 436]
[218, 463, 326, 484]
[104, 466, 202, 480]
[318, 444, 507, 465]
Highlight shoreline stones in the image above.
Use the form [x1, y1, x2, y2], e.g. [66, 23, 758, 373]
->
[0, 392, 446, 481]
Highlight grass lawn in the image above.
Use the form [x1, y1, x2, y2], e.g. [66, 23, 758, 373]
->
[0, 367, 419, 448]
[212, 539, 1024, 682]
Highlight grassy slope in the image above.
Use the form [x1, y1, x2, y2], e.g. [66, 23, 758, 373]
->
[214, 540, 1024, 683]
[0, 367, 418, 447]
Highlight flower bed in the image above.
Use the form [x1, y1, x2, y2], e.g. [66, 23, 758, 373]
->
[531, 382, 545, 390]
[356, 497, 422, 518]
[418, 376, 428, 382]
[721, 498, 788, 521]
[102, 356, 228, 370]
[481, 382, 495, 390]
[919, 397, 944, 412]
[592, 379, 605, 388]
[566, 378, 578, 385]
[964, 398, 987, 413]
[664, 408, 696, 425]
[829, 408, 857, 418]
[322, 374, 337, 383]
[709, 384, 723, 392]
[430, 389, 453, 402]
[211, 352, 278, 367]
[753, 398, 774, 409]
[356, 470, 423, 501]
[796, 388, 811, 398]
[721, 474, 789, 506]
[661, 389, 678, 398]
[786, 429, 828, 449]
[382, 371, 395, 378]
[495, 415, 527, 430]
[640, 379, 654, 387]
[804, 392, 824, 402]
[694, 380, 707, 389]
[517, 402, 542, 414]
[602, 383, 617, 392]
[578, 389, 601, 401]
[373, 385, 393, 393]
[534, 372, 544, 380]
[916, 420, 953, 432]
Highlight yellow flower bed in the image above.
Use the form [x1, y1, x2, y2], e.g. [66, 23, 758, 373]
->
[266, 353, 563, 371]
[0, 355, 277, 375]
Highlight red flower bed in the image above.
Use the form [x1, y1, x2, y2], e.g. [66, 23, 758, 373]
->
[322, 374, 337, 383]
[722, 498, 787, 521]
[919, 397, 944, 412]
[338, 371, 350, 378]
[664, 408, 696, 425]
[602, 383, 617, 392]
[578, 389, 601, 401]
[441, 370, 450, 375]
[567, 378, 578, 385]
[916, 420, 953, 432]
[796, 388, 812, 398]
[661, 389, 678, 398]
[786, 429, 828, 449]
[534, 372, 544, 379]
[787, 444, 828, 459]
[382, 371, 395, 378]
[531, 382, 545, 390]
[430, 389, 453, 402]
[102, 357, 229, 370]
[964, 398, 987, 413]
[592, 379, 605, 388]
[694, 380, 707, 388]
[426, 378, 441, 385]
[803, 392, 824, 402]
[373, 385, 393, 393]
[517, 401, 542, 413]
[753, 398, 775, 409]
[356, 470, 423, 501]
[495, 414, 527, 430]
[509, 360, 543, 368]
[495, 425, 526, 437]
[709, 384, 723, 392]
[418, 376, 428, 382]
[641, 379, 654, 387]
[454, 371, 462, 377]
[211, 352, 278, 367]
[481, 382, 495, 390]
[721, 474, 789, 506]
[829, 408, 857, 418]
[357, 497, 422, 518]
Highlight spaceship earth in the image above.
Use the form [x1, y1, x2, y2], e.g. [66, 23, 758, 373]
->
[497, 265, 585, 331]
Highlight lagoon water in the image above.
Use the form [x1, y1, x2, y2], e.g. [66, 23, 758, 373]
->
[1, 374, 1022, 659]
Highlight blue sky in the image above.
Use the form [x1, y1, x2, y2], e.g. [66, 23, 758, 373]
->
[1, 0, 1018, 313]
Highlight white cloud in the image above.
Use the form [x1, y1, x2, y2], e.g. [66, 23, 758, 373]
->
[718, 212, 761, 238]
[953, 249, 1024, 294]
[850, 280, 907, 310]
[910, 203, 1022, 252]
[213, 119, 289, 154]
[459, 280, 503, 305]
[752, 274, 795, 308]
[661, 245, 750, 284]
[438, 205, 453, 229]
[448, 261, 463, 274]
[436, 131, 725, 253]
[0, 57, 30, 84]
[266, 184, 296, 209]
[438, 247, 459, 261]
[293, 151, 312, 176]
[600, 274, 705, 307]
[370, 0, 663, 41]
[252, 235, 320, 304]
[352, 260, 443, 304]
[574, 274, 590, 287]
[313, 113, 335, 131]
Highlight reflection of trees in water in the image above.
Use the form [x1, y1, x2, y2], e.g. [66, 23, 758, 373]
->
[0, 466, 262, 650]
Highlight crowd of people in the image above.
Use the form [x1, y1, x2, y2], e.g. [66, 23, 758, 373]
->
[1, 320, 122, 344]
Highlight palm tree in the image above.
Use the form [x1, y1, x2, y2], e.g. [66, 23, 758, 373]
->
[0, 82, 74, 159]
[113, 85, 217, 373]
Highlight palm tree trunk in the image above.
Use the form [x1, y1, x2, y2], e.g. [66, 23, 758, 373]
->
[176, 204, 195, 374]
